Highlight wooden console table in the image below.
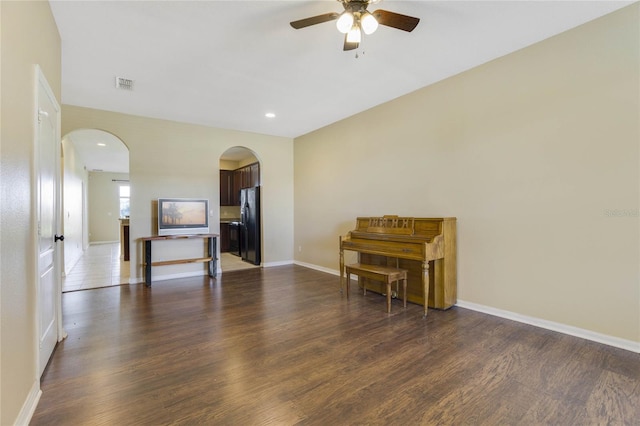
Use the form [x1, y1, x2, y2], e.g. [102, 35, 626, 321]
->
[140, 234, 218, 286]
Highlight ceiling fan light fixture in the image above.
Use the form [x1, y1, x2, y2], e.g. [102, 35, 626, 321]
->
[346, 24, 361, 43]
[360, 11, 378, 35]
[336, 12, 354, 33]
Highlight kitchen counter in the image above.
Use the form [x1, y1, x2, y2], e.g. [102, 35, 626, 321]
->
[220, 218, 241, 224]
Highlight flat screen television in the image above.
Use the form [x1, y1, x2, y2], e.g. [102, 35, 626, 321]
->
[158, 198, 209, 236]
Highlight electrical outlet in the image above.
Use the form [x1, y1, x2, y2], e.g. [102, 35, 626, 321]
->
[298, 246, 302, 252]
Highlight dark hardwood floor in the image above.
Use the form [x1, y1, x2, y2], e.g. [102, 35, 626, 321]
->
[32, 265, 639, 425]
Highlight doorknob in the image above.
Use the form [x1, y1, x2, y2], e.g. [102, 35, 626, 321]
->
[54, 234, 64, 242]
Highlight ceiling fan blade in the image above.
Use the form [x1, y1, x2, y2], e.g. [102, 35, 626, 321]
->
[290, 12, 339, 29]
[372, 9, 420, 32]
[343, 34, 359, 51]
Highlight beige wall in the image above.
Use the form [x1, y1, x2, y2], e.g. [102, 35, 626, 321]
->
[62, 106, 294, 280]
[294, 5, 639, 344]
[0, 1, 61, 424]
[0, 2, 636, 423]
[62, 136, 89, 273]
[220, 159, 239, 170]
[88, 171, 130, 243]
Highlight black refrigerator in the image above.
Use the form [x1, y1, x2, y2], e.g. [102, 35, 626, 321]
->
[240, 186, 261, 265]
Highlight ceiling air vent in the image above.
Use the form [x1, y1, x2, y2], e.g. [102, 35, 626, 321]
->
[115, 76, 134, 90]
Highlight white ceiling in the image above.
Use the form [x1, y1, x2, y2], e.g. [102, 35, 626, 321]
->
[64, 129, 130, 173]
[50, 0, 633, 171]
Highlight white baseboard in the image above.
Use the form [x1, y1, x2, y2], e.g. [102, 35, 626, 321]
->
[126, 259, 639, 353]
[293, 260, 363, 281]
[129, 270, 208, 284]
[129, 261, 295, 282]
[294, 260, 339, 276]
[89, 240, 119, 245]
[15, 379, 41, 426]
[293, 260, 640, 353]
[263, 260, 294, 268]
[456, 300, 640, 353]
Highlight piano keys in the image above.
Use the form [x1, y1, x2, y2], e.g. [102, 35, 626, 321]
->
[340, 216, 457, 314]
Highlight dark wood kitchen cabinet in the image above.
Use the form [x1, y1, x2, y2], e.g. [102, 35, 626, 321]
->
[220, 222, 230, 252]
[220, 170, 234, 206]
[249, 162, 260, 187]
[232, 169, 242, 206]
[238, 162, 260, 189]
[223, 162, 260, 206]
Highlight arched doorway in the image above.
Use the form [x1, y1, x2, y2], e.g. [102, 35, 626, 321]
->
[61, 129, 130, 291]
[219, 146, 262, 272]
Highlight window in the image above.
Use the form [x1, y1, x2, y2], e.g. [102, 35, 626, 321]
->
[119, 185, 130, 218]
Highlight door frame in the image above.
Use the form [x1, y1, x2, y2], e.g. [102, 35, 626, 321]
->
[33, 65, 66, 378]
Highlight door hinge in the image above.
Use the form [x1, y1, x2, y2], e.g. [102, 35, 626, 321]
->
[37, 108, 48, 124]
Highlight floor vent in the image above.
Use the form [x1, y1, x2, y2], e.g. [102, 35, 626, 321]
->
[115, 77, 134, 90]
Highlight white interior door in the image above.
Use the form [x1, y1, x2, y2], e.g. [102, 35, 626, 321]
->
[36, 66, 63, 376]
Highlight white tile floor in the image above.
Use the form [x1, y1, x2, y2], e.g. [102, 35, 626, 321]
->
[62, 243, 129, 292]
[219, 252, 261, 272]
[63, 244, 259, 292]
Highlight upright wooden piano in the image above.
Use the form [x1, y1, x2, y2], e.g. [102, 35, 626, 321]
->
[340, 216, 457, 314]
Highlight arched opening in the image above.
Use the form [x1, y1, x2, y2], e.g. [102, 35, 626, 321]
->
[219, 146, 262, 272]
[61, 129, 130, 291]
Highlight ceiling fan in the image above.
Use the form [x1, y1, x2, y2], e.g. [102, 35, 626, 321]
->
[290, 0, 420, 51]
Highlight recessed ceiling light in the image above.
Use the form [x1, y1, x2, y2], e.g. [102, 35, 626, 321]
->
[97, 143, 106, 147]
[265, 112, 276, 118]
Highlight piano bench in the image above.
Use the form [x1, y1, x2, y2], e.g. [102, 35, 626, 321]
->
[344, 263, 408, 313]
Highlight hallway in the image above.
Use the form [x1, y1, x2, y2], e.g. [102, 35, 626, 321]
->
[62, 243, 129, 292]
